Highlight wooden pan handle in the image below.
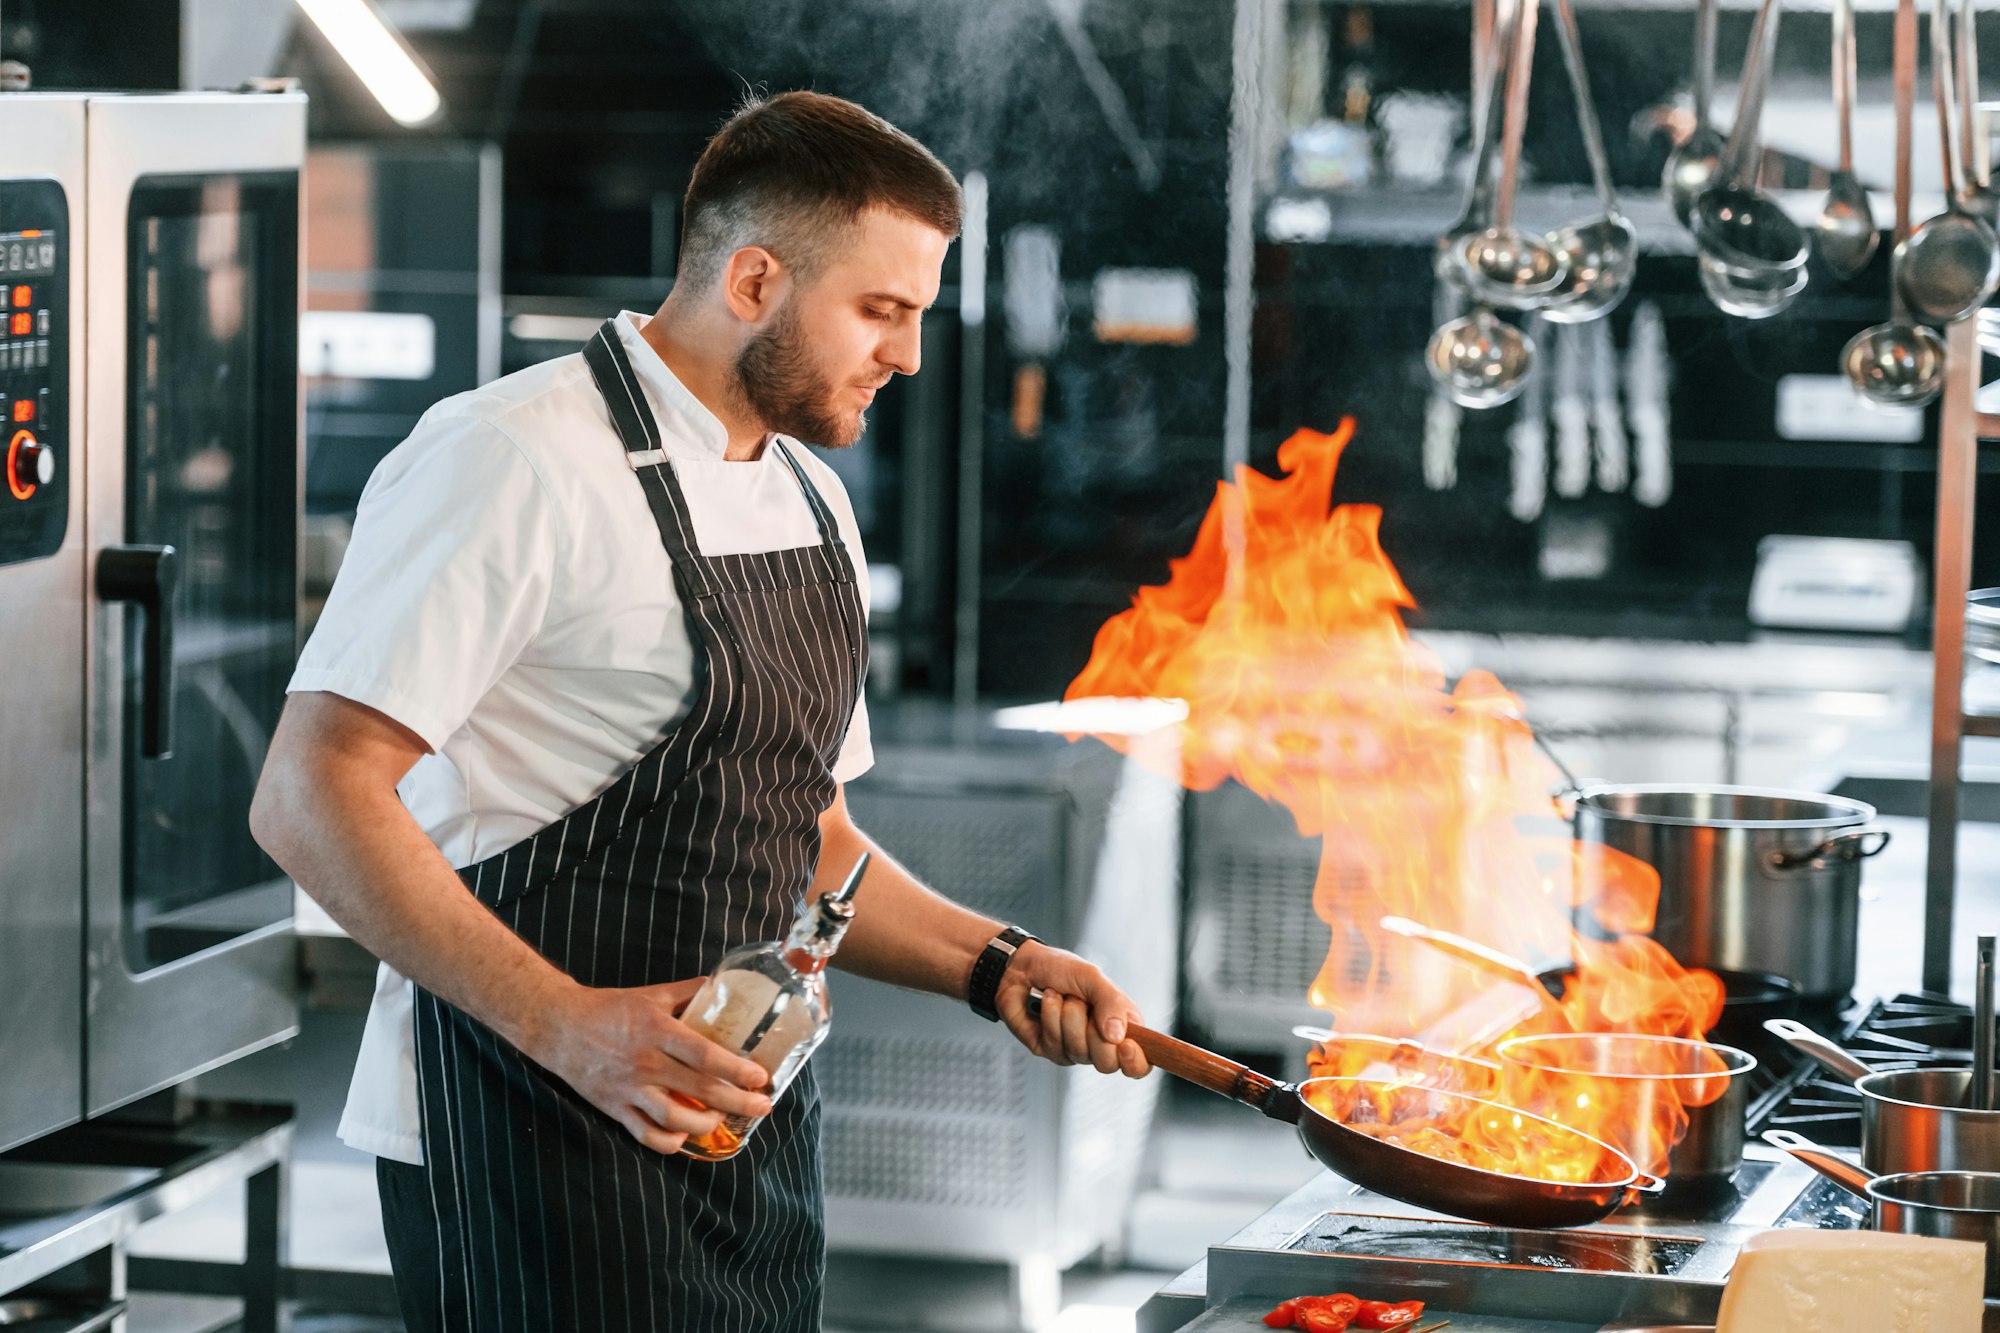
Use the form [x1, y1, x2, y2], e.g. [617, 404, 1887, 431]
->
[1024, 989, 1298, 1122]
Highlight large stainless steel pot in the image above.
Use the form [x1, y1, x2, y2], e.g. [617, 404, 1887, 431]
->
[1574, 784, 1890, 1000]
[1767, 1129, 2000, 1296]
[1497, 1032, 1756, 1182]
[1767, 1019, 2000, 1173]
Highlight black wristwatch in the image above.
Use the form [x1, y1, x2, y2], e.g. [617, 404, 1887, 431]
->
[968, 925, 1038, 1022]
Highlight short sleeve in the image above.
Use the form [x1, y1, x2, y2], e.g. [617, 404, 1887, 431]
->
[832, 694, 873, 783]
[289, 411, 562, 751]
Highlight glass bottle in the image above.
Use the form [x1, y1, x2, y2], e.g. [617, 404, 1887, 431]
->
[673, 853, 868, 1161]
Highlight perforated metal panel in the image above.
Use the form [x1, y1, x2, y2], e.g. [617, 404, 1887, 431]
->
[815, 1033, 1029, 1116]
[1211, 849, 1325, 996]
[842, 790, 1055, 927]
[822, 1111, 1029, 1209]
[1186, 781, 1352, 1050]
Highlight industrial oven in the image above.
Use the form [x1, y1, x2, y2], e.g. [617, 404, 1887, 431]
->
[0, 91, 303, 1154]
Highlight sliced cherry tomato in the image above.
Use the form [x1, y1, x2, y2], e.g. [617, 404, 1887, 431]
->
[1353, 1298, 1426, 1329]
[1263, 1297, 1301, 1328]
[1295, 1293, 1361, 1332]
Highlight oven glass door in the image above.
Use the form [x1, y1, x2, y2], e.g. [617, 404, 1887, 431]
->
[122, 171, 297, 971]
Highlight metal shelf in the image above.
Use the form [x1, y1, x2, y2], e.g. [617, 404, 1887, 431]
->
[1262, 183, 1937, 252]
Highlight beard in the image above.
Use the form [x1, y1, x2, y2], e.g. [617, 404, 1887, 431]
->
[731, 301, 867, 448]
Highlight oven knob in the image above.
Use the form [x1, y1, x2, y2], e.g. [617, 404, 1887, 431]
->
[6, 429, 47, 499]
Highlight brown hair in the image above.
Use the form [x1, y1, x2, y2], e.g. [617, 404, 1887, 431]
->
[678, 90, 962, 291]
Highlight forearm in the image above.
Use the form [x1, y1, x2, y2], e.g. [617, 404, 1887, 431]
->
[253, 759, 576, 1060]
[814, 801, 998, 1001]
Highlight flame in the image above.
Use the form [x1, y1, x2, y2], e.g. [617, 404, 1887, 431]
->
[1067, 424, 1731, 1180]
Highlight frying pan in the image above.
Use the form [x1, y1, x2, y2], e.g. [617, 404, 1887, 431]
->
[1026, 992, 1661, 1228]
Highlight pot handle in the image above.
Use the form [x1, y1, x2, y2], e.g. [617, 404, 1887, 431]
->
[1767, 826, 1891, 872]
[1627, 1170, 1666, 1196]
[1763, 1017, 1877, 1082]
[1762, 1129, 1877, 1201]
[1027, 987, 1299, 1124]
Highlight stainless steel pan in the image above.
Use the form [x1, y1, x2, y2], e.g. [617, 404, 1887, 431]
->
[1497, 1031, 1756, 1182]
[1766, 1018, 2000, 1173]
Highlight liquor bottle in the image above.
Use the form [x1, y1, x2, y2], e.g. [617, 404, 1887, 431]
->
[673, 852, 869, 1161]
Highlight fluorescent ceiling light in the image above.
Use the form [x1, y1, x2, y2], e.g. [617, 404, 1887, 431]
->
[295, 0, 442, 127]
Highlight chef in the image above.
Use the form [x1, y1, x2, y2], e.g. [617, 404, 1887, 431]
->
[251, 90, 1152, 1333]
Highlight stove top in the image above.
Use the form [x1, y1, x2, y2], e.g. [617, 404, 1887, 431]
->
[1148, 992, 1985, 1332]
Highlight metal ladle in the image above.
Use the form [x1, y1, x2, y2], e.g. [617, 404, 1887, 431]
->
[1819, 0, 1881, 279]
[1542, 0, 1638, 322]
[1896, 0, 2000, 323]
[1460, 0, 1569, 308]
[1663, 0, 1725, 227]
[1428, 0, 1537, 407]
[1844, 0, 1947, 404]
[1435, 0, 1519, 287]
[1956, 0, 1998, 224]
[1426, 307, 1538, 408]
[1692, 0, 1811, 316]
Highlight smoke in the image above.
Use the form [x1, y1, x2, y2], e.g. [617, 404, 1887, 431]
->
[669, 0, 1060, 172]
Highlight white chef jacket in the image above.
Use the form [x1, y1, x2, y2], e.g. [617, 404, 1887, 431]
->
[290, 311, 874, 1165]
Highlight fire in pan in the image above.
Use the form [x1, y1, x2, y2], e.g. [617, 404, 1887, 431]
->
[1028, 992, 1660, 1229]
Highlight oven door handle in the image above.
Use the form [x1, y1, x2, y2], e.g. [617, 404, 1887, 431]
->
[96, 544, 178, 759]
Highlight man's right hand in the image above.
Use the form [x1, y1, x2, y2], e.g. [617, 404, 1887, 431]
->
[534, 978, 775, 1155]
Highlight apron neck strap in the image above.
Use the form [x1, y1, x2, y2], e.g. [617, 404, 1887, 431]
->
[770, 440, 846, 551]
[582, 318, 711, 594]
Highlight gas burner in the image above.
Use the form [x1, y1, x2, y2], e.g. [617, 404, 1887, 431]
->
[1750, 992, 1978, 1151]
[1284, 1212, 1705, 1276]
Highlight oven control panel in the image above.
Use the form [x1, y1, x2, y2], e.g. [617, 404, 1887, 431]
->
[0, 180, 66, 569]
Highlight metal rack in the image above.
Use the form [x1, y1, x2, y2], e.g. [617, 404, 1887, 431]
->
[1925, 319, 1998, 995]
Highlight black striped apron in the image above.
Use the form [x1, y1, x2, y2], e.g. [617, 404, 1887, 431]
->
[385, 319, 867, 1333]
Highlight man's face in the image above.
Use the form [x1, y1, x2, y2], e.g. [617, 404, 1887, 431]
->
[732, 207, 949, 448]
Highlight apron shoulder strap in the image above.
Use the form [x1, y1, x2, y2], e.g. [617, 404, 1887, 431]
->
[581, 319, 711, 596]
[771, 441, 845, 547]
[773, 442, 858, 585]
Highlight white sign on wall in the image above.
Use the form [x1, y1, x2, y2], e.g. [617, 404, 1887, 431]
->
[299, 310, 437, 381]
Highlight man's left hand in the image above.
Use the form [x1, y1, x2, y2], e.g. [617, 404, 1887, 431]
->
[993, 941, 1152, 1079]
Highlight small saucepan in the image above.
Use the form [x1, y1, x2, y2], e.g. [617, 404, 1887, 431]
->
[1497, 1032, 1757, 1183]
[1764, 1128, 2000, 1296]
[1765, 1018, 2000, 1174]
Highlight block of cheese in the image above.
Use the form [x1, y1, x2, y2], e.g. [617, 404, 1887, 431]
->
[1717, 1229, 1986, 1333]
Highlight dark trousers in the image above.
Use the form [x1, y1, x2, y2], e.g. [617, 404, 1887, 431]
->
[376, 1155, 446, 1333]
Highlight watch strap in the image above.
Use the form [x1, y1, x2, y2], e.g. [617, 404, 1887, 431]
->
[968, 925, 1036, 1022]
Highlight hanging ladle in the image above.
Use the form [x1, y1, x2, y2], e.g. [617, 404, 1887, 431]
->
[1436, 0, 1515, 287]
[1428, 0, 1538, 407]
[1818, 0, 1880, 280]
[1542, 0, 1638, 322]
[1895, 0, 2000, 323]
[1663, 0, 1725, 228]
[1460, 0, 1569, 309]
[1844, 0, 1947, 403]
[1956, 0, 1998, 224]
[1691, 0, 1811, 316]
